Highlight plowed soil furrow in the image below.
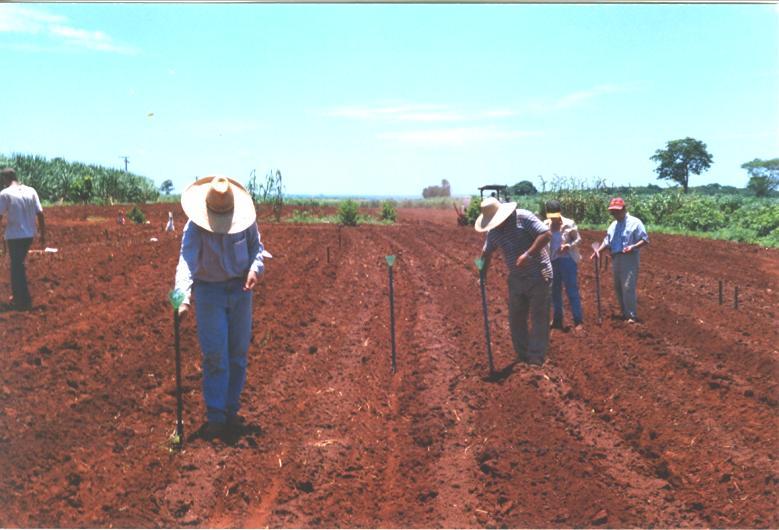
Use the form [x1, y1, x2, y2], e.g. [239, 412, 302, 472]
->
[0, 204, 776, 528]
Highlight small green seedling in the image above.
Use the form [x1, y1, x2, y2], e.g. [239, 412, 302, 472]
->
[168, 429, 182, 452]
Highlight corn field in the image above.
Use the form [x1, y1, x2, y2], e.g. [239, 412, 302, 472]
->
[0, 153, 160, 204]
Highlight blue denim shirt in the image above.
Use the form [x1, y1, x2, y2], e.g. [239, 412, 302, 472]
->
[602, 213, 649, 254]
[175, 219, 264, 305]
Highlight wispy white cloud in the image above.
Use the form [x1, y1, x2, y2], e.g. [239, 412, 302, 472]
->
[527, 84, 630, 113]
[325, 103, 528, 123]
[378, 127, 540, 146]
[326, 104, 463, 123]
[0, 4, 137, 54]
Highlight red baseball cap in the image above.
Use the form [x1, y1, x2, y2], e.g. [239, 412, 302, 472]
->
[608, 197, 626, 210]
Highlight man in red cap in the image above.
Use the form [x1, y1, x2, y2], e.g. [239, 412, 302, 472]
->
[590, 197, 649, 323]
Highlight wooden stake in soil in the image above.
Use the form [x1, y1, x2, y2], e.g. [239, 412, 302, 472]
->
[591, 243, 603, 324]
[168, 289, 186, 447]
[386, 255, 397, 373]
[474, 258, 495, 375]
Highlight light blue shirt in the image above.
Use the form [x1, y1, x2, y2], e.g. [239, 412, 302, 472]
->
[603, 213, 649, 254]
[175, 219, 264, 305]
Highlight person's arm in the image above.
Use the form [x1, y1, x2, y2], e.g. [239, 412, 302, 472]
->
[562, 221, 581, 253]
[37, 212, 45, 246]
[174, 221, 199, 317]
[478, 234, 496, 279]
[516, 230, 552, 268]
[623, 219, 649, 254]
[591, 224, 612, 259]
[515, 211, 551, 268]
[243, 223, 265, 291]
[33, 191, 45, 245]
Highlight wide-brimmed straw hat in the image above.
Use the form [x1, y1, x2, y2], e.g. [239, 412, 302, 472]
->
[181, 176, 256, 234]
[474, 197, 517, 233]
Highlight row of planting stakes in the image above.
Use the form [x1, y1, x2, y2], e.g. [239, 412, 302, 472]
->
[386, 255, 397, 373]
[384, 255, 494, 376]
[718, 280, 740, 309]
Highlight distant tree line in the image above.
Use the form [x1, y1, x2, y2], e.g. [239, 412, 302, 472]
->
[0, 153, 160, 204]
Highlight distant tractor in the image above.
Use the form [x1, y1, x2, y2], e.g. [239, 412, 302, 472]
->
[478, 184, 509, 202]
[453, 184, 510, 226]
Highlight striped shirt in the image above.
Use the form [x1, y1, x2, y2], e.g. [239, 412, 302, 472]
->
[483, 209, 552, 281]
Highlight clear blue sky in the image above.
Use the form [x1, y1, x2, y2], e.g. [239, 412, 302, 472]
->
[1, 3, 777, 197]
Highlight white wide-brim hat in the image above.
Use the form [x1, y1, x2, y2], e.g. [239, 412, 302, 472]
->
[181, 176, 257, 234]
[474, 197, 517, 233]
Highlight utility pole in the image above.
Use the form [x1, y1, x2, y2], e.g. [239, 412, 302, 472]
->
[119, 156, 129, 172]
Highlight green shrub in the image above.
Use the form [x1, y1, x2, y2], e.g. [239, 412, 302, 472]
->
[338, 199, 359, 226]
[464, 196, 482, 225]
[664, 196, 727, 231]
[737, 202, 779, 237]
[127, 206, 146, 224]
[380, 200, 397, 222]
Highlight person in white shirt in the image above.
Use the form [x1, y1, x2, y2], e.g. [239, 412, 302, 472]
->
[0, 168, 46, 311]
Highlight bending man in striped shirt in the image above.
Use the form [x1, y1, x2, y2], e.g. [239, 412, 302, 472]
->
[475, 197, 552, 366]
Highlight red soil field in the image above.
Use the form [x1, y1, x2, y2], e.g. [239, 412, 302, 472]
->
[1, 203, 777, 528]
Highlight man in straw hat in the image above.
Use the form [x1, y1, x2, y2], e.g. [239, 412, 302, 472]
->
[476, 197, 552, 366]
[174, 176, 265, 439]
[590, 197, 649, 324]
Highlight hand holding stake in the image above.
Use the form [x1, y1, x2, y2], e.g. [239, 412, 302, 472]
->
[475, 258, 495, 374]
[168, 289, 186, 447]
[386, 256, 397, 373]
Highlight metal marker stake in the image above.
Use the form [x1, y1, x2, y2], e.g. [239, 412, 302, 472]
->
[591, 243, 602, 324]
[734, 286, 739, 310]
[386, 255, 397, 373]
[719, 280, 723, 305]
[475, 258, 495, 374]
[168, 289, 186, 445]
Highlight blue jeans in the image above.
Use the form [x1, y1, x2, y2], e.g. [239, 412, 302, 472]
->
[193, 278, 253, 424]
[551, 256, 583, 325]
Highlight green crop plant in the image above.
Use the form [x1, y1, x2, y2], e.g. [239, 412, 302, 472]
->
[380, 200, 397, 222]
[338, 199, 360, 226]
[127, 206, 146, 224]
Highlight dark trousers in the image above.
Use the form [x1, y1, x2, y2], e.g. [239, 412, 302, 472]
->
[7, 238, 33, 308]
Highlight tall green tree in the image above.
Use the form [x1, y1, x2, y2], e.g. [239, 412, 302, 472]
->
[509, 180, 538, 196]
[650, 137, 713, 193]
[160, 179, 174, 195]
[741, 158, 779, 197]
